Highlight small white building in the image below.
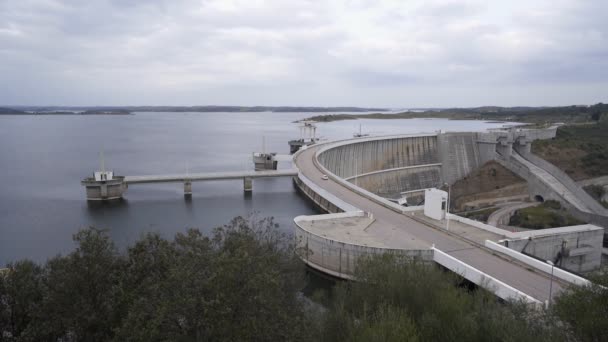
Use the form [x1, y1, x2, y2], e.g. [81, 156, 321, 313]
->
[94, 171, 113, 181]
[424, 188, 448, 221]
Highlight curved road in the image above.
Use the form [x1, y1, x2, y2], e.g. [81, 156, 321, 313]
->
[295, 143, 565, 302]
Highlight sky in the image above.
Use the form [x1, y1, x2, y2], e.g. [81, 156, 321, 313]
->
[0, 0, 607, 107]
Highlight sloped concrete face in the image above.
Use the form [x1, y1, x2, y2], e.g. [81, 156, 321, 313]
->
[354, 166, 441, 198]
[317, 135, 443, 197]
[317, 135, 439, 179]
[438, 132, 482, 185]
[317, 133, 482, 198]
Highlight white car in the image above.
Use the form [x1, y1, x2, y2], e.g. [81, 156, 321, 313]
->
[321, 174, 329, 180]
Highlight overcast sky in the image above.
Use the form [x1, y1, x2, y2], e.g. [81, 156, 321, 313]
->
[1, 0, 607, 107]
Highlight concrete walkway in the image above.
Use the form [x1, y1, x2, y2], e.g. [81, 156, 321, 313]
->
[487, 202, 537, 227]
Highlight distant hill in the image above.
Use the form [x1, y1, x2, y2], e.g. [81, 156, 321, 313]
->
[9, 106, 388, 113]
[0, 107, 26, 114]
[301, 103, 608, 124]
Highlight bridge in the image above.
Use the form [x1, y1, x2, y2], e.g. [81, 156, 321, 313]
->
[291, 130, 604, 307]
[82, 169, 297, 200]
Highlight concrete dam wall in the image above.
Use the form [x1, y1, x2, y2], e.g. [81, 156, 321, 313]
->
[317, 135, 439, 178]
[317, 133, 484, 198]
[315, 128, 558, 201]
[317, 134, 444, 198]
[354, 165, 441, 198]
[437, 132, 484, 185]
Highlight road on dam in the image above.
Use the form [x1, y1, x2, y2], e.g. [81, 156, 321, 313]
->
[295, 144, 565, 303]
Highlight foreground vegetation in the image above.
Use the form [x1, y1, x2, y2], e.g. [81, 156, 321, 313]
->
[0, 217, 314, 341]
[1, 217, 606, 341]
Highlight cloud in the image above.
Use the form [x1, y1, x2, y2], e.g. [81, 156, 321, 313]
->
[0, 0, 606, 106]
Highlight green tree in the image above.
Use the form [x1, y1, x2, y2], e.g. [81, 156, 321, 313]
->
[552, 273, 608, 342]
[31, 228, 125, 341]
[321, 254, 563, 342]
[114, 215, 317, 341]
[0, 260, 43, 341]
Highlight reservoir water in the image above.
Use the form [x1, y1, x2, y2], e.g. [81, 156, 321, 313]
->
[0, 112, 511, 265]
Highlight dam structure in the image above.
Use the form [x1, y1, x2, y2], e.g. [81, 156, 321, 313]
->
[80, 126, 605, 306]
[292, 127, 604, 306]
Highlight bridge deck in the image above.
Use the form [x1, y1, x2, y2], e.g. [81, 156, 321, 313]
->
[124, 169, 298, 184]
[295, 143, 565, 303]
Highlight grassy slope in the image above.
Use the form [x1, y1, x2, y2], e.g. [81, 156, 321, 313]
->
[509, 201, 583, 229]
[460, 207, 499, 222]
[532, 121, 608, 180]
[583, 184, 608, 208]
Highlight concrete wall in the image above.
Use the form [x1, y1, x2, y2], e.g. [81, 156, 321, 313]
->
[448, 213, 511, 237]
[438, 132, 481, 185]
[82, 178, 125, 200]
[317, 135, 442, 196]
[449, 214, 605, 271]
[294, 213, 433, 279]
[353, 165, 441, 197]
[318, 135, 439, 179]
[503, 225, 604, 273]
[432, 247, 542, 306]
[317, 133, 482, 196]
[485, 240, 591, 286]
[292, 172, 358, 213]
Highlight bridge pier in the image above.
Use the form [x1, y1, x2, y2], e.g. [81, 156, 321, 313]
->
[184, 180, 192, 196]
[496, 139, 513, 157]
[243, 177, 253, 193]
[514, 138, 531, 154]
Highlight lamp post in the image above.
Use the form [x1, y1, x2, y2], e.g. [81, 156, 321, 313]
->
[546, 260, 555, 307]
[444, 183, 451, 231]
[354, 151, 358, 187]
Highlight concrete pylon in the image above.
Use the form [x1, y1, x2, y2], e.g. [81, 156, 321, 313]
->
[243, 177, 253, 192]
[184, 180, 192, 196]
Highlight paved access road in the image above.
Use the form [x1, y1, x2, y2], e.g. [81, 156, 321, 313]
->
[295, 144, 565, 302]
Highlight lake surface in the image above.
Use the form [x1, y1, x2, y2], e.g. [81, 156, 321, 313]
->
[0, 112, 511, 265]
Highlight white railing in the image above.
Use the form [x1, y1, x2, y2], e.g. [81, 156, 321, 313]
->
[432, 247, 542, 306]
[484, 240, 591, 287]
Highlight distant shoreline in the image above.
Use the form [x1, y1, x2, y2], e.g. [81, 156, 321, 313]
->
[0, 108, 132, 115]
[298, 104, 607, 124]
[0, 112, 133, 116]
[0, 105, 389, 115]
